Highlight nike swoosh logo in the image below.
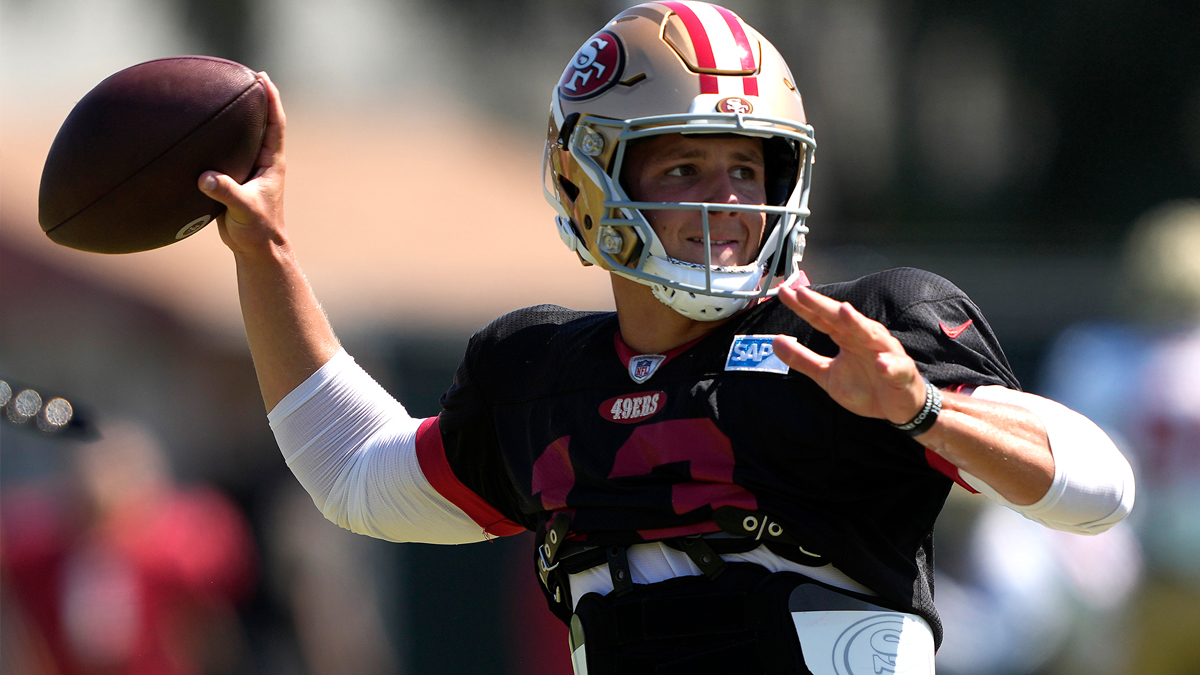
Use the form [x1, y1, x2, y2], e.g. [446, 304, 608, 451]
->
[939, 319, 974, 339]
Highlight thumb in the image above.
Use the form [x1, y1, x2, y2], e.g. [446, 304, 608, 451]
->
[198, 171, 246, 210]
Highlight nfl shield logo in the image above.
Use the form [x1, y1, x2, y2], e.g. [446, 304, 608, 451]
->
[628, 354, 666, 384]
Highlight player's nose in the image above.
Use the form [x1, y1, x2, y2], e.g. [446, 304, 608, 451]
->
[701, 171, 743, 216]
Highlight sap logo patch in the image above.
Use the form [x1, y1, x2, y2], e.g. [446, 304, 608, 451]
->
[600, 391, 666, 423]
[725, 335, 789, 375]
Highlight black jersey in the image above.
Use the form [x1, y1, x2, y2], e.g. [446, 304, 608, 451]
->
[419, 268, 1018, 641]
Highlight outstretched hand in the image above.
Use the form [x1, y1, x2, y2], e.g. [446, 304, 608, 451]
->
[198, 72, 287, 258]
[772, 285, 926, 425]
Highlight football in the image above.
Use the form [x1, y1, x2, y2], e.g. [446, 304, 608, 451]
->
[38, 56, 267, 254]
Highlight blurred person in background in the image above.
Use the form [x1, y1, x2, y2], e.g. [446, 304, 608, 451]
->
[932, 487, 1142, 675]
[198, 2, 1134, 672]
[260, 480, 402, 675]
[1042, 200, 1200, 675]
[0, 421, 257, 675]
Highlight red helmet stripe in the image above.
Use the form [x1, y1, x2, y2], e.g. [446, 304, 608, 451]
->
[709, 5, 758, 96]
[712, 5, 756, 71]
[661, 1, 720, 93]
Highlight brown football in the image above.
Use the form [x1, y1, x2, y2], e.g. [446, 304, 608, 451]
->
[38, 56, 267, 254]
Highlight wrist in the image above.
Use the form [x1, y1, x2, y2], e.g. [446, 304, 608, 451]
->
[231, 233, 294, 268]
[890, 377, 942, 437]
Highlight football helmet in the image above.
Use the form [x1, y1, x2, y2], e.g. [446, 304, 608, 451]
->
[544, 1, 815, 321]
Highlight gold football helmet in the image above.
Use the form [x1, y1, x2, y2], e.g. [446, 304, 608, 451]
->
[543, 1, 816, 320]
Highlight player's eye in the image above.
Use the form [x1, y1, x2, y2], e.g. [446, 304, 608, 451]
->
[665, 164, 696, 177]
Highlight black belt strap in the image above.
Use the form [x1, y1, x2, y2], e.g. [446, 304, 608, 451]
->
[677, 536, 726, 579]
[537, 512, 572, 605]
[606, 545, 634, 596]
[712, 507, 828, 567]
[537, 508, 826, 618]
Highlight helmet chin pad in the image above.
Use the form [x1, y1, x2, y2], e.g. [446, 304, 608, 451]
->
[652, 282, 751, 321]
[641, 255, 761, 321]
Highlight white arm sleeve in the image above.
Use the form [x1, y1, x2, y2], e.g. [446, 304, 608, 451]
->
[957, 385, 1135, 535]
[268, 349, 488, 544]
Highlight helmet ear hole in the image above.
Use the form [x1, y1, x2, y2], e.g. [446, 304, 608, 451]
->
[558, 176, 580, 202]
[771, 221, 794, 278]
[763, 137, 800, 207]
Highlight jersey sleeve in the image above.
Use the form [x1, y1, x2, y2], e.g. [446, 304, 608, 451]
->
[434, 335, 532, 534]
[268, 349, 496, 544]
[415, 415, 525, 537]
[877, 269, 1021, 390]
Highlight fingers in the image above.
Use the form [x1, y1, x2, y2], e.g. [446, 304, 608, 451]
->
[198, 72, 284, 205]
[779, 285, 858, 338]
[772, 335, 830, 386]
[778, 285, 834, 334]
[778, 285, 895, 353]
[775, 285, 928, 421]
[256, 72, 286, 168]
[198, 73, 284, 220]
[195, 73, 287, 257]
[198, 171, 238, 206]
[198, 171, 256, 225]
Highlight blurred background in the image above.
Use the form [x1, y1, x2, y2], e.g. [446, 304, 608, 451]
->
[2, 0, 1198, 673]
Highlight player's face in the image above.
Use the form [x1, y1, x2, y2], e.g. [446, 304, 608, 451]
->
[621, 133, 767, 267]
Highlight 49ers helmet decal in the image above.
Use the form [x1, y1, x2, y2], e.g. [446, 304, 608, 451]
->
[558, 31, 625, 101]
[543, 1, 817, 321]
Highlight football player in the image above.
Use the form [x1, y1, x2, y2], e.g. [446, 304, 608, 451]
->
[199, 2, 1134, 673]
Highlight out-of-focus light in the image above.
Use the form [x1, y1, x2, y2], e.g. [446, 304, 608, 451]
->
[0, 380, 92, 438]
[7, 389, 42, 424]
[38, 397, 74, 433]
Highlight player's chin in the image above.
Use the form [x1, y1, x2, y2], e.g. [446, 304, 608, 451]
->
[713, 248, 750, 267]
[676, 240, 746, 267]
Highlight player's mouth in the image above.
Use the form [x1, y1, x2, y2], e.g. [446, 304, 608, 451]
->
[684, 236, 742, 265]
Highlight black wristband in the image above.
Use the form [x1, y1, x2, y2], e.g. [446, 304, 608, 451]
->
[890, 377, 942, 437]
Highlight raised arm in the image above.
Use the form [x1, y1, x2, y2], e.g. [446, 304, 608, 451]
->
[772, 284, 1133, 533]
[197, 73, 340, 410]
[195, 77, 496, 544]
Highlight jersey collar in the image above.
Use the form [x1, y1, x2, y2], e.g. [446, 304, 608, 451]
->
[613, 270, 811, 369]
[613, 331, 703, 370]
[613, 271, 810, 381]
